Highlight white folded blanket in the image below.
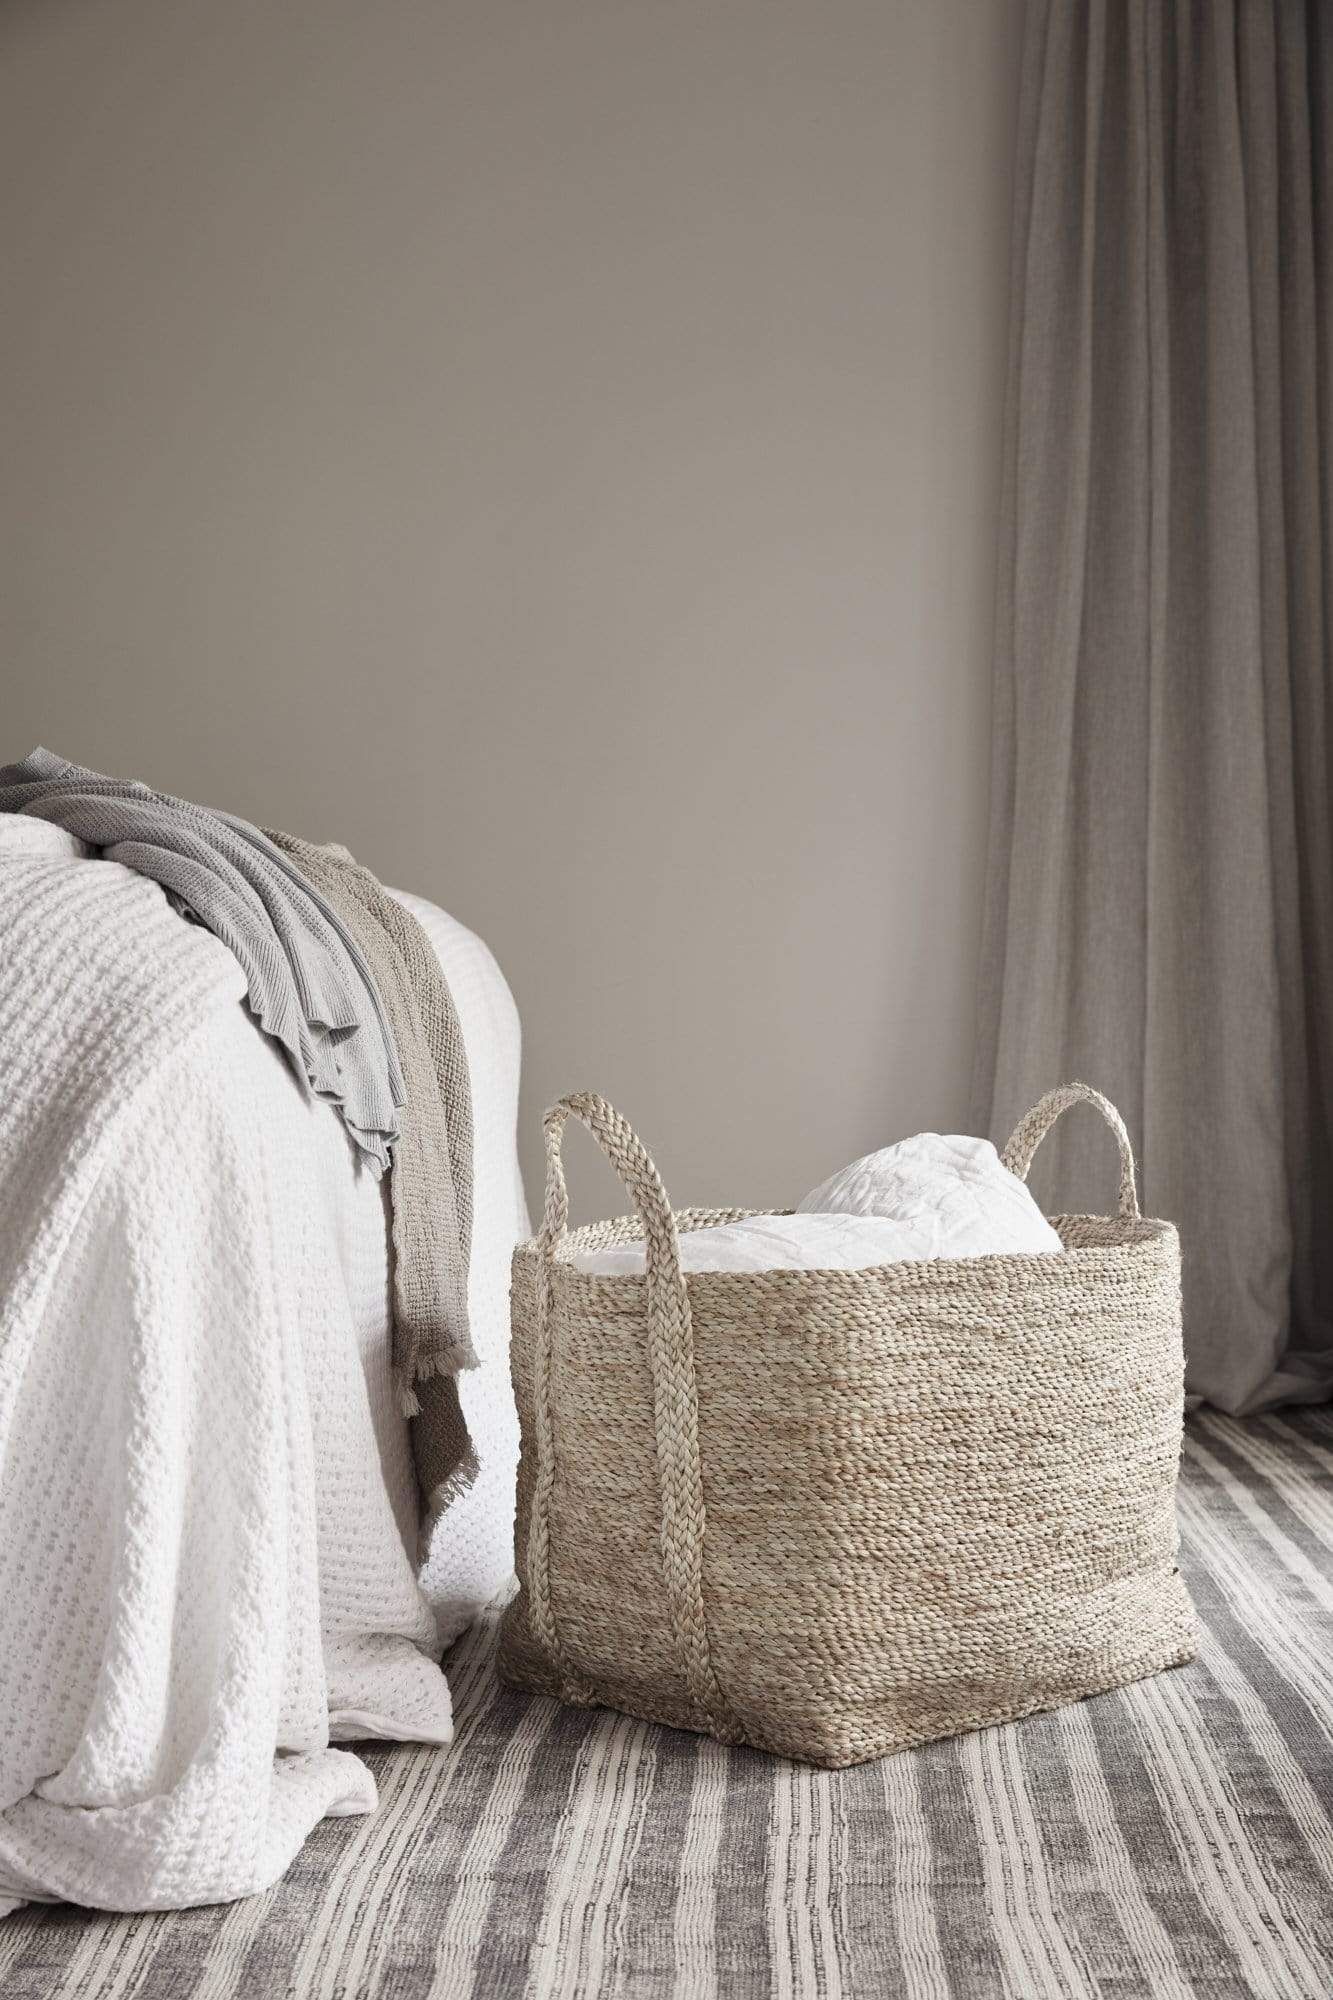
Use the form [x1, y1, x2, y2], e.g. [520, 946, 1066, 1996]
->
[573, 1132, 1062, 1275]
[799, 1132, 1064, 1253]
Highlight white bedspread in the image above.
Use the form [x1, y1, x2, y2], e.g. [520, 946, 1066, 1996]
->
[0, 821, 527, 1918]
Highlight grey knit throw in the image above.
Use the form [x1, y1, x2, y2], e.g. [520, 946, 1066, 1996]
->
[0, 747, 404, 1174]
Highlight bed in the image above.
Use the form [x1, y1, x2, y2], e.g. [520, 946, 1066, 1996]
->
[0, 817, 529, 1918]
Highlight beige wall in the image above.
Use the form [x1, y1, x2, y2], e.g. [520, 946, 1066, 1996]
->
[2, 0, 1022, 1219]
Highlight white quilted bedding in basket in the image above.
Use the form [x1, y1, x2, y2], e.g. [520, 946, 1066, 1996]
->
[574, 1134, 1062, 1274]
[0, 820, 528, 1918]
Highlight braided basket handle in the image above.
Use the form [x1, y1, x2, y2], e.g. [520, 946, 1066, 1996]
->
[531, 1093, 735, 1739]
[1000, 1082, 1140, 1220]
[541, 1092, 680, 1263]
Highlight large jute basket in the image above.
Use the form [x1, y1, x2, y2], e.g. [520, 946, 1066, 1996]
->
[498, 1082, 1198, 1767]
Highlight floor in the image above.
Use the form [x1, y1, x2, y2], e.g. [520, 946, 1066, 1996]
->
[4, 1409, 1333, 1999]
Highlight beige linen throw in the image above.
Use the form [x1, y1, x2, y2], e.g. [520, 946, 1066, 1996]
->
[267, 830, 477, 1517]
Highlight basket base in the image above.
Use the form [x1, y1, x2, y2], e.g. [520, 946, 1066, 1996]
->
[497, 1591, 1200, 1771]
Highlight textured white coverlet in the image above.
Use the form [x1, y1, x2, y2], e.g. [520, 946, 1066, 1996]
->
[0, 822, 527, 1918]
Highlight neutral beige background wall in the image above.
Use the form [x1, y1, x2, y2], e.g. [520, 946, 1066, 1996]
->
[2, 0, 1022, 1218]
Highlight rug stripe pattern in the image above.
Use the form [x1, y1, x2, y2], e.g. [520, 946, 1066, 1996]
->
[4, 1411, 1333, 1999]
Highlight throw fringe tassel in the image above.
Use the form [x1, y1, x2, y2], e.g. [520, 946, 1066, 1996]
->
[395, 1343, 477, 1419]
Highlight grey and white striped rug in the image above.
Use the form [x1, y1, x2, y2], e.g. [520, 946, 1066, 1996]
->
[4, 1409, 1333, 1999]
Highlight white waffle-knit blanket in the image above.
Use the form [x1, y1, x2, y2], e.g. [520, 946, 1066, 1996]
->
[0, 821, 528, 1918]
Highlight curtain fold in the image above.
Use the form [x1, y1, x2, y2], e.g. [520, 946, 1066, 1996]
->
[975, 0, 1333, 1412]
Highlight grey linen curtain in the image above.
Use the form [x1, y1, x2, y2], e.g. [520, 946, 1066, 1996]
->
[974, 0, 1333, 1413]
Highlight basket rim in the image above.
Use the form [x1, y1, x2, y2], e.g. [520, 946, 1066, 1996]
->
[519, 1207, 1179, 1288]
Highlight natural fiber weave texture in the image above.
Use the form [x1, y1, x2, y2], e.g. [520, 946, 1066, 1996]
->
[499, 1084, 1198, 1767]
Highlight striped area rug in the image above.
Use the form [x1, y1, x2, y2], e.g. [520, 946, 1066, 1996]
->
[4, 1409, 1333, 1999]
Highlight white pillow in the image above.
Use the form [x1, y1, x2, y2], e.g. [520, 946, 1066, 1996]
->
[799, 1132, 1062, 1257]
[573, 1132, 1062, 1276]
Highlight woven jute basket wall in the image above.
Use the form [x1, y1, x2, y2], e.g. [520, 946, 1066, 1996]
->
[498, 1082, 1198, 1768]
